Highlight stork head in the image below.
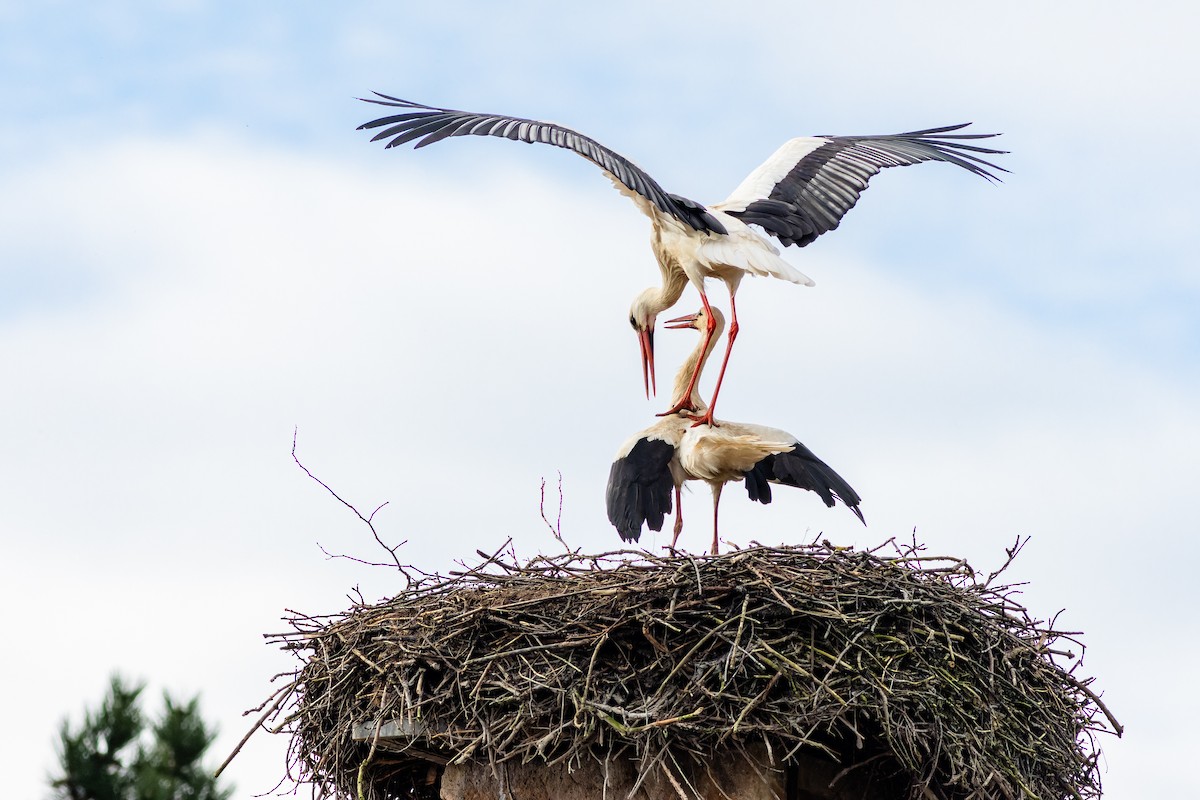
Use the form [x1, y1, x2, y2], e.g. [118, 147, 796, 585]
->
[663, 309, 702, 333]
[662, 307, 725, 414]
[663, 306, 724, 334]
[628, 288, 662, 399]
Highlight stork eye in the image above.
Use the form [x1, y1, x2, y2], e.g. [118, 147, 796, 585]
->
[629, 315, 637, 329]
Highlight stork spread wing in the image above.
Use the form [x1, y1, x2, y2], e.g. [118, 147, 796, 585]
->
[358, 94, 726, 235]
[717, 125, 1008, 248]
[744, 440, 866, 524]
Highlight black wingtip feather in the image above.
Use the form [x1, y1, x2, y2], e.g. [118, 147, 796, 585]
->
[606, 438, 676, 543]
[745, 446, 865, 524]
[727, 123, 1008, 248]
[355, 93, 726, 235]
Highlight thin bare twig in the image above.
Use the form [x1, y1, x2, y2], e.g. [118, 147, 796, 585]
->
[291, 427, 406, 571]
[214, 678, 297, 778]
[985, 536, 1030, 587]
[539, 471, 574, 554]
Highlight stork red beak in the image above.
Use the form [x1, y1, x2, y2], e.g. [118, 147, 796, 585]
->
[638, 327, 656, 398]
[664, 312, 701, 329]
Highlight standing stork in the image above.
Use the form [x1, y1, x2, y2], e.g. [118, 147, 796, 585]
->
[606, 306, 863, 554]
[359, 95, 1006, 424]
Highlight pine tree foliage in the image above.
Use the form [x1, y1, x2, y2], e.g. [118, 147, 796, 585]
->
[50, 675, 232, 800]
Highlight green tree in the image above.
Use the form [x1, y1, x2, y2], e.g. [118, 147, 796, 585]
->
[50, 674, 232, 800]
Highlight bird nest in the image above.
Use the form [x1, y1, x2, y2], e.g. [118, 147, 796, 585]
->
[254, 540, 1119, 800]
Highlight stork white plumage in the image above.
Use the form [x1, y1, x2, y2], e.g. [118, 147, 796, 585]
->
[358, 95, 1006, 424]
[606, 307, 864, 554]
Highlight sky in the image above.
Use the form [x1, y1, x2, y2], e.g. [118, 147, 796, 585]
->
[2, 2, 1197, 797]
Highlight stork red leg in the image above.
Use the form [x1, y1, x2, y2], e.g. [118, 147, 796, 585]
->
[656, 291, 719, 418]
[710, 484, 723, 555]
[668, 484, 684, 550]
[689, 293, 739, 428]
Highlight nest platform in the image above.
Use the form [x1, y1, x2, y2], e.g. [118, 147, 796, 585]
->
[260, 542, 1118, 800]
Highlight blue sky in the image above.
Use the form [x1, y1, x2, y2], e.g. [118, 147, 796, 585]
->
[3, 3, 1197, 797]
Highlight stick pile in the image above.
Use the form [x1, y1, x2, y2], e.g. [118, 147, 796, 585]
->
[262, 542, 1118, 799]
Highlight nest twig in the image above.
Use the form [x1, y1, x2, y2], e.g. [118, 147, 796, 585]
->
[255, 540, 1118, 800]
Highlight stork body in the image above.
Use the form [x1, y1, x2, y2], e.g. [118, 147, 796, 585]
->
[358, 96, 1006, 423]
[606, 308, 863, 553]
[677, 418, 866, 554]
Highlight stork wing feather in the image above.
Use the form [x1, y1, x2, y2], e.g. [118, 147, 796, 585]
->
[606, 437, 677, 543]
[745, 441, 866, 524]
[359, 94, 726, 234]
[717, 124, 1008, 248]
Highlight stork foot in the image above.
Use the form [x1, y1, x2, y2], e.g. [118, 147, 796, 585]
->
[688, 410, 718, 428]
[656, 400, 700, 418]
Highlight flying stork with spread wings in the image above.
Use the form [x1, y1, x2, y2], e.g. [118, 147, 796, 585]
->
[359, 96, 1005, 425]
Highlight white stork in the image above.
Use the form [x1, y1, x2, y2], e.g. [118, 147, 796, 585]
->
[359, 95, 1006, 425]
[606, 306, 864, 554]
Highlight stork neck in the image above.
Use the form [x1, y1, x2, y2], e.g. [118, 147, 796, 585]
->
[668, 314, 726, 410]
[656, 263, 688, 311]
[650, 228, 689, 311]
